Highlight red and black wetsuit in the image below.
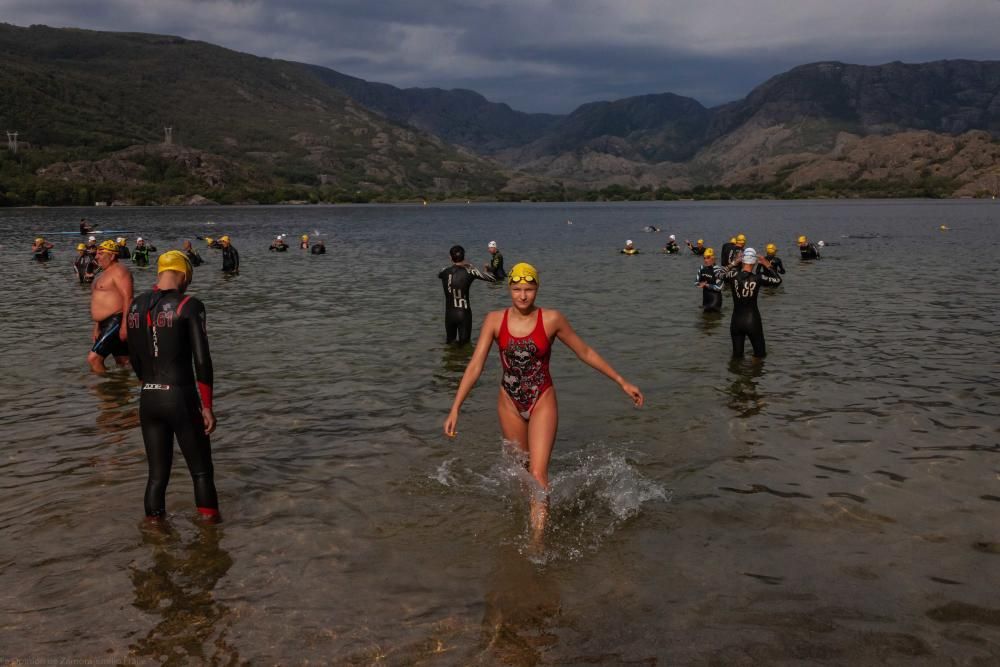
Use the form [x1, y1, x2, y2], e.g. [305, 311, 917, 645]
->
[127, 288, 218, 519]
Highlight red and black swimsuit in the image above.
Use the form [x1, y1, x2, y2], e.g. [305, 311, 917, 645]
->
[497, 308, 553, 419]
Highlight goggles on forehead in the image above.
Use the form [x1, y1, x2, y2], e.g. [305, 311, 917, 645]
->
[509, 274, 537, 284]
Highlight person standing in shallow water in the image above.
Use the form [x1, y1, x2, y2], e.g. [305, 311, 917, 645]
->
[484, 240, 505, 280]
[219, 236, 239, 274]
[723, 248, 782, 359]
[88, 240, 133, 373]
[127, 251, 219, 522]
[444, 263, 644, 539]
[438, 244, 496, 345]
[696, 248, 726, 313]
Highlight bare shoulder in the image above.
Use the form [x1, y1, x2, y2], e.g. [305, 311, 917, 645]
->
[542, 308, 567, 328]
[483, 308, 505, 327]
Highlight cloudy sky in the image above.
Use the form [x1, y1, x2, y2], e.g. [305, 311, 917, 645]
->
[3, 0, 1000, 112]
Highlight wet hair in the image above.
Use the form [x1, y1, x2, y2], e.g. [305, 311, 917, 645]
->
[449, 245, 465, 262]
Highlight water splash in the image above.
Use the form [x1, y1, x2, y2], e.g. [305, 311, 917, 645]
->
[430, 440, 669, 563]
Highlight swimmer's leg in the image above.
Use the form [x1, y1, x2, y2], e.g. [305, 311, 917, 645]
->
[731, 331, 746, 357]
[173, 396, 219, 518]
[497, 391, 529, 454]
[748, 325, 767, 359]
[445, 310, 460, 344]
[87, 351, 106, 374]
[526, 389, 557, 541]
[457, 310, 473, 345]
[140, 397, 174, 519]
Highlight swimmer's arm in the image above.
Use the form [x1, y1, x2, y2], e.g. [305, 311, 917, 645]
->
[444, 312, 499, 436]
[468, 266, 497, 283]
[552, 311, 644, 407]
[116, 269, 134, 342]
[187, 301, 216, 433]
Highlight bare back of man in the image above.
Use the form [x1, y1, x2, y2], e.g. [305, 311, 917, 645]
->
[89, 243, 133, 373]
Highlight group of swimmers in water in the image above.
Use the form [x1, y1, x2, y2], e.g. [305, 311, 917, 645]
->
[28, 221, 333, 526]
[438, 228, 824, 538]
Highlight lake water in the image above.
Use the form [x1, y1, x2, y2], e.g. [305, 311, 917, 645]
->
[1, 200, 999, 665]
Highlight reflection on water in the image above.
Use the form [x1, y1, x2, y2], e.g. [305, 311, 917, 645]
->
[129, 522, 237, 665]
[478, 545, 562, 666]
[90, 370, 140, 442]
[726, 358, 764, 418]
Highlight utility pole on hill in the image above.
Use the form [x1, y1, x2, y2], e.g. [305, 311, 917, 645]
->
[164, 127, 173, 145]
[6, 131, 18, 154]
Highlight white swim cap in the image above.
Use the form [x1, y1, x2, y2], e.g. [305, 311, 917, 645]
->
[670, 234, 676, 240]
[88, 235, 96, 242]
[626, 239, 633, 245]
[742, 247, 758, 264]
[116, 237, 124, 243]
[137, 237, 143, 242]
[488, 240, 497, 248]
[818, 240, 826, 247]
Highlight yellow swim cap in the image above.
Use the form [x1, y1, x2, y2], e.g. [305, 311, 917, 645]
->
[697, 239, 703, 244]
[766, 243, 777, 254]
[157, 250, 193, 281]
[98, 239, 119, 253]
[301, 234, 309, 241]
[729, 237, 737, 244]
[204, 237, 214, 244]
[798, 235, 807, 244]
[117, 238, 126, 246]
[76, 243, 86, 251]
[34, 237, 43, 244]
[220, 235, 230, 243]
[508, 262, 539, 286]
[736, 233, 746, 243]
[703, 248, 715, 258]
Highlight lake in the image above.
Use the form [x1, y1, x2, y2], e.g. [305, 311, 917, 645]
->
[2, 200, 999, 664]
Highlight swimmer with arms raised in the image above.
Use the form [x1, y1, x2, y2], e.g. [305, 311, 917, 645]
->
[444, 263, 644, 537]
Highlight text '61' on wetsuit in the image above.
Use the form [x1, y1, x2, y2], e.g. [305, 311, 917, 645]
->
[723, 266, 782, 357]
[438, 264, 495, 344]
[697, 264, 726, 312]
[498, 308, 553, 419]
[127, 288, 218, 519]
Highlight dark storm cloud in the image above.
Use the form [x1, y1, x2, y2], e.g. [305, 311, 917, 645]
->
[2, 0, 1000, 112]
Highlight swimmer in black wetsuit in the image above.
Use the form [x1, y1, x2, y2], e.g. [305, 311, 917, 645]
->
[696, 247, 726, 312]
[116, 237, 131, 260]
[310, 240, 326, 254]
[663, 235, 680, 254]
[80, 218, 95, 235]
[269, 236, 289, 251]
[32, 237, 54, 261]
[757, 243, 786, 278]
[74, 243, 98, 283]
[484, 240, 505, 280]
[127, 251, 219, 521]
[219, 236, 239, 274]
[686, 238, 706, 255]
[182, 240, 204, 267]
[798, 235, 821, 260]
[438, 244, 496, 344]
[132, 238, 157, 267]
[723, 247, 782, 358]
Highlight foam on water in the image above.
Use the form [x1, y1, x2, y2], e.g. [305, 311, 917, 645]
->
[430, 440, 669, 563]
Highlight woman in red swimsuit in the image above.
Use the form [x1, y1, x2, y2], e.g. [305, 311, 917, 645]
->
[444, 262, 644, 533]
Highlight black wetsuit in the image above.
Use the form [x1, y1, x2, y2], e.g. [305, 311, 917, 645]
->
[488, 252, 506, 280]
[438, 264, 495, 344]
[689, 244, 706, 255]
[132, 245, 155, 267]
[697, 264, 726, 312]
[664, 241, 680, 254]
[757, 255, 786, 276]
[127, 288, 218, 519]
[723, 244, 744, 268]
[221, 245, 239, 273]
[75, 254, 98, 283]
[117, 245, 130, 260]
[269, 242, 288, 252]
[800, 243, 821, 260]
[185, 249, 204, 267]
[310, 244, 326, 255]
[724, 266, 782, 357]
[33, 247, 51, 261]
[720, 242, 735, 266]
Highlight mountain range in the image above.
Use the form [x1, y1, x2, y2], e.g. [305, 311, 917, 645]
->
[1, 23, 999, 204]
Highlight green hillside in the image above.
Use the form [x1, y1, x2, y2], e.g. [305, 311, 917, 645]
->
[0, 23, 508, 205]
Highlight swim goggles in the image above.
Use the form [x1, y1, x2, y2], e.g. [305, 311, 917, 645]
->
[508, 275, 537, 284]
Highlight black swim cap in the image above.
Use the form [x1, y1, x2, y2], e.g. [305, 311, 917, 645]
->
[450, 245, 465, 262]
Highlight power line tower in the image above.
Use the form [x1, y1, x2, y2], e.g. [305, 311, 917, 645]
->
[164, 127, 173, 145]
[6, 131, 18, 154]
